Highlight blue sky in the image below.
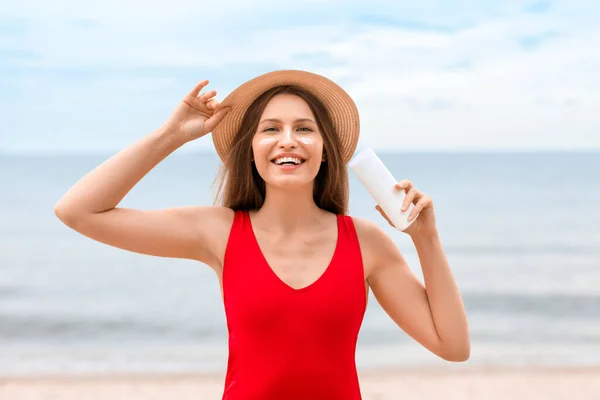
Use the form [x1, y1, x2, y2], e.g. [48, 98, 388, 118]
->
[1, 0, 599, 154]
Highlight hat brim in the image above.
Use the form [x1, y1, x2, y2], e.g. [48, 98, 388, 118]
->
[211, 70, 360, 164]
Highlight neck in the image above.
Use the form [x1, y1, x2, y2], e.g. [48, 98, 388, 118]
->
[253, 184, 326, 233]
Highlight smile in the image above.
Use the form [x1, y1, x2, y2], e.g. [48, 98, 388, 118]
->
[271, 156, 306, 166]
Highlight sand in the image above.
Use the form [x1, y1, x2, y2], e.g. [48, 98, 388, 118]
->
[1, 367, 599, 400]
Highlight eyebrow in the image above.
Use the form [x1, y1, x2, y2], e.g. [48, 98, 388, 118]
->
[259, 118, 316, 124]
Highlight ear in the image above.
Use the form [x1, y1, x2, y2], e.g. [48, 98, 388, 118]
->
[321, 150, 327, 162]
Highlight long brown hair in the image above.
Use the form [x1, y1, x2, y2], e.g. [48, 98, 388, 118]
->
[214, 85, 349, 215]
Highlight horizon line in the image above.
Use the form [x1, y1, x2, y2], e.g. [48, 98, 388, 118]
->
[1, 148, 600, 157]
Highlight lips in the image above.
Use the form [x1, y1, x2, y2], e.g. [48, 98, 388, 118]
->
[270, 153, 307, 166]
[272, 156, 305, 166]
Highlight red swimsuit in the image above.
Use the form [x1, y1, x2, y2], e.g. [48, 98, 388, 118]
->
[221, 210, 367, 400]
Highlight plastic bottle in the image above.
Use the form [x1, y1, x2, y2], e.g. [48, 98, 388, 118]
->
[348, 148, 417, 231]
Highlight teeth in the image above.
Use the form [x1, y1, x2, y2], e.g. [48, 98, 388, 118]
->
[274, 157, 302, 165]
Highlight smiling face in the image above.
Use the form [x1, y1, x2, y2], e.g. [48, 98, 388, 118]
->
[216, 84, 350, 215]
[251, 93, 325, 191]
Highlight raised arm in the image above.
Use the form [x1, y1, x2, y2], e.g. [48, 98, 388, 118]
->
[356, 179, 470, 362]
[54, 80, 232, 268]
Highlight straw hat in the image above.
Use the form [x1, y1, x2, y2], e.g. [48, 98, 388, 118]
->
[211, 69, 360, 164]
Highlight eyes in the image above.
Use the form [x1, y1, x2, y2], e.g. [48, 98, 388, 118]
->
[262, 126, 314, 133]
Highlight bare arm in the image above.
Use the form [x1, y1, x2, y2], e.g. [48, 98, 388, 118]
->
[55, 127, 183, 216]
[54, 81, 232, 267]
[356, 218, 470, 362]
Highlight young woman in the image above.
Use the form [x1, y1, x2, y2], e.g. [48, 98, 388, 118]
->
[54, 70, 469, 399]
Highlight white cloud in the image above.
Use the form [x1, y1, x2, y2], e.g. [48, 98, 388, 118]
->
[1, 0, 599, 152]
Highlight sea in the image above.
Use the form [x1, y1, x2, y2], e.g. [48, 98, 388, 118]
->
[1, 151, 599, 376]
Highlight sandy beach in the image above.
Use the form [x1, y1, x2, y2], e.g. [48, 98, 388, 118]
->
[1, 367, 599, 400]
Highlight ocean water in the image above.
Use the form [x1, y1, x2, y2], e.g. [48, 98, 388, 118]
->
[1, 152, 599, 376]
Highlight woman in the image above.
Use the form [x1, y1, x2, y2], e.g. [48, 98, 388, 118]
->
[54, 70, 469, 399]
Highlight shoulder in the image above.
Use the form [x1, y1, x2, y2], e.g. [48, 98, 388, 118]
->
[348, 216, 405, 277]
[348, 216, 389, 246]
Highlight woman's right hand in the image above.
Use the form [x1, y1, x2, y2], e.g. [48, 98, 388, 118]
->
[166, 80, 231, 142]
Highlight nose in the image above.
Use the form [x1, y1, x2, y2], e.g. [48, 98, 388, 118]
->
[277, 126, 298, 149]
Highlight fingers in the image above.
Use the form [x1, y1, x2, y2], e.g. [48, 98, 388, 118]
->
[393, 179, 433, 222]
[188, 81, 218, 105]
[199, 89, 217, 103]
[408, 195, 431, 221]
[401, 188, 419, 212]
[206, 98, 220, 110]
[396, 179, 426, 217]
[395, 179, 413, 192]
[189, 80, 209, 97]
[203, 106, 232, 133]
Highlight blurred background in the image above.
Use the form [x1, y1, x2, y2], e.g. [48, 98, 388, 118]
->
[1, 0, 599, 386]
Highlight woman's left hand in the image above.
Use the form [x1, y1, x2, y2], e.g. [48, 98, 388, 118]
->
[375, 179, 438, 237]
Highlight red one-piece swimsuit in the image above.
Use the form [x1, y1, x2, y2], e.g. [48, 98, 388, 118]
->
[221, 210, 367, 400]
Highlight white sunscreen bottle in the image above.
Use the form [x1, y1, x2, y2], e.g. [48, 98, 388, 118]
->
[348, 148, 417, 231]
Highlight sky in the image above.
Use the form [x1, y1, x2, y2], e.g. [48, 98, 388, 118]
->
[1, 0, 599, 154]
